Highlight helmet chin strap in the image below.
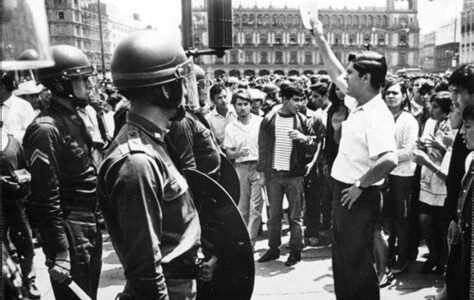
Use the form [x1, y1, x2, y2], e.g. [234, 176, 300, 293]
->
[50, 81, 88, 108]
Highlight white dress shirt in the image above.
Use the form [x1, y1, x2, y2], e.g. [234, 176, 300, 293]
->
[206, 107, 237, 147]
[331, 93, 397, 185]
[1, 94, 35, 141]
[224, 114, 262, 163]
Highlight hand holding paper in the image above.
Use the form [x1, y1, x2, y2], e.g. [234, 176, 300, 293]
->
[300, 1, 319, 30]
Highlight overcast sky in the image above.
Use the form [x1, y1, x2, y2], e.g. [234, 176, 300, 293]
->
[114, 0, 463, 34]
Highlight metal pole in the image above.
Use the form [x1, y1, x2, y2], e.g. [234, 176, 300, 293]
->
[98, 0, 106, 76]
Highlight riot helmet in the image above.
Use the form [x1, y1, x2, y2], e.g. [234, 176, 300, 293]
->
[37, 45, 95, 107]
[111, 30, 197, 112]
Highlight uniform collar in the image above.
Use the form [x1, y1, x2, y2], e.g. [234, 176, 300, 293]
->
[126, 112, 167, 141]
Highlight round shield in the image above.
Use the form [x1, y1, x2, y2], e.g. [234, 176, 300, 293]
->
[184, 169, 254, 300]
[219, 153, 240, 204]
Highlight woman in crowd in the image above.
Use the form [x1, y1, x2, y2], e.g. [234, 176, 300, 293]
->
[413, 91, 453, 275]
[382, 79, 419, 276]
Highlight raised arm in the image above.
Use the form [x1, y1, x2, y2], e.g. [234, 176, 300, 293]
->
[310, 20, 348, 94]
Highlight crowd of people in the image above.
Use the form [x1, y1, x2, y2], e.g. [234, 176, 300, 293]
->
[2, 22, 474, 300]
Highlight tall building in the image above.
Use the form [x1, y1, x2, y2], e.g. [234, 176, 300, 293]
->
[420, 32, 436, 72]
[193, 0, 420, 78]
[45, 0, 143, 71]
[460, 0, 474, 63]
[434, 19, 460, 72]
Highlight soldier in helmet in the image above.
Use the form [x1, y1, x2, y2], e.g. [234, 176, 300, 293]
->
[98, 31, 214, 299]
[22, 45, 103, 299]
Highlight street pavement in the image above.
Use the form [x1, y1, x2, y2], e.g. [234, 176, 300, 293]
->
[33, 226, 444, 300]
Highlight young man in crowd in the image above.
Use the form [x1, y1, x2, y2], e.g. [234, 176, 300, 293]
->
[257, 82, 314, 267]
[311, 19, 398, 299]
[224, 89, 263, 248]
[207, 83, 236, 148]
[442, 63, 474, 300]
[0, 73, 35, 141]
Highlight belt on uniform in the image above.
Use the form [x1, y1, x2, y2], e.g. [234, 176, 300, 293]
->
[162, 263, 201, 279]
[236, 160, 257, 165]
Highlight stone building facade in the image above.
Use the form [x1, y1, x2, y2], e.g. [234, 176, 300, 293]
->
[45, 0, 143, 71]
[460, 0, 474, 64]
[193, 0, 420, 78]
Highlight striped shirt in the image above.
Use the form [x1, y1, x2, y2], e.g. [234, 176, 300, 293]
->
[272, 113, 294, 171]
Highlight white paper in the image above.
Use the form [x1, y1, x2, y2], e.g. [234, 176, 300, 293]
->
[300, 1, 319, 30]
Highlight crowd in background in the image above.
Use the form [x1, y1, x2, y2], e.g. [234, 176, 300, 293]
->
[2, 52, 474, 299]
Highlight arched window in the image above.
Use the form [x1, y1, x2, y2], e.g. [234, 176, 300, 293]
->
[331, 15, 337, 27]
[264, 14, 270, 25]
[361, 15, 366, 26]
[234, 14, 240, 27]
[323, 15, 330, 25]
[338, 15, 344, 27]
[368, 15, 373, 27]
[272, 14, 278, 26]
[279, 14, 285, 25]
[383, 15, 388, 26]
[288, 14, 293, 26]
[249, 14, 255, 24]
[242, 14, 248, 24]
[346, 15, 351, 27]
[354, 15, 359, 26]
[375, 15, 381, 26]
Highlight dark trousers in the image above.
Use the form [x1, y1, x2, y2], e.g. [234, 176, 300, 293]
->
[49, 212, 103, 300]
[304, 170, 332, 237]
[446, 242, 463, 300]
[267, 171, 304, 252]
[408, 166, 422, 260]
[385, 175, 414, 265]
[331, 179, 380, 300]
[3, 198, 35, 281]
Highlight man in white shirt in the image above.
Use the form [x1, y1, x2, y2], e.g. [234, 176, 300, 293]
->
[206, 83, 236, 148]
[312, 20, 398, 299]
[0, 73, 35, 141]
[224, 89, 263, 247]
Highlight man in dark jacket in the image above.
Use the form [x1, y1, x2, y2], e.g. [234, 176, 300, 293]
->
[257, 82, 314, 266]
[23, 45, 102, 299]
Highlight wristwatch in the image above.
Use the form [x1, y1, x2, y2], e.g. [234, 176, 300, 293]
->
[354, 180, 363, 189]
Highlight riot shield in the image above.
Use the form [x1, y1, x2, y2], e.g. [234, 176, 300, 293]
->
[218, 153, 240, 204]
[183, 169, 254, 300]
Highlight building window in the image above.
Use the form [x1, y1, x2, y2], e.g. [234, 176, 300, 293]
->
[290, 34, 297, 45]
[305, 35, 313, 45]
[260, 34, 267, 45]
[399, 53, 408, 66]
[194, 36, 201, 46]
[304, 52, 312, 65]
[378, 35, 386, 46]
[58, 11, 65, 20]
[245, 51, 253, 64]
[233, 34, 239, 44]
[399, 34, 408, 46]
[275, 51, 283, 64]
[290, 52, 297, 64]
[260, 52, 268, 64]
[245, 34, 253, 45]
[275, 34, 283, 45]
[231, 51, 239, 64]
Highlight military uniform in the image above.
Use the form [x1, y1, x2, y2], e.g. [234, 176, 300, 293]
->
[98, 112, 202, 299]
[23, 96, 102, 299]
[167, 109, 221, 176]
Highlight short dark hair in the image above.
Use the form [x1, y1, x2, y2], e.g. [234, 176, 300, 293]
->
[348, 51, 387, 90]
[449, 64, 474, 94]
[209, 83, 226, 101]
[383, 78, 411, 111]
[231, 89, 252, 105]
[419, 80, 435, 95]
[462, 103, 474, 122]
[430, 91, 452, 115]
[0, 72, 15, 92]
[280, 82, 304, 100]
[310, 82, 329, 97]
